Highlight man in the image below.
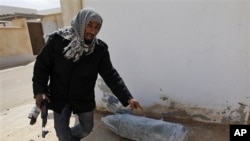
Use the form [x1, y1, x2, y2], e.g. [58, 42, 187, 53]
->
[32, 7, 143, 141]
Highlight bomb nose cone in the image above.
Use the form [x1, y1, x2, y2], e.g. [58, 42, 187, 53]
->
[101, 114, 123, 134]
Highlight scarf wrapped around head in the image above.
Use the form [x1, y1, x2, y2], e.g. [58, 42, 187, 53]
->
[56, 7, 103, 62]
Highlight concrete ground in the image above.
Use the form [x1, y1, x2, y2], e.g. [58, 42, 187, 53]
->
[0, 61, 229, 141]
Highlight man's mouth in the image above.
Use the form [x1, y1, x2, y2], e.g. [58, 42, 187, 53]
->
[86, 33, 94, 39]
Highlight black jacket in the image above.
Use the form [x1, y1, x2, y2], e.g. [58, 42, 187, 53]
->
[32, 34, 133, 113]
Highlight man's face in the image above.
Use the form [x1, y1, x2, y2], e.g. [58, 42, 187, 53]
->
[84, 21, 101, 44]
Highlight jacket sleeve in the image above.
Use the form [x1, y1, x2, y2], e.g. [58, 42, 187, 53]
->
[32, 35, 54, 97]
[98, 47, 133, 107]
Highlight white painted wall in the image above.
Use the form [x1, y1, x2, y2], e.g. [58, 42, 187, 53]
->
[86, 0, 250, 124]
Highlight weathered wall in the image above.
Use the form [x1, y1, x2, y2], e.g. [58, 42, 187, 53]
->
[60, 0, 82, 26]
[42, 13, 63, 34]
[0, 18, 34, 69]
[85, 0, 250, 124]
[0, 18, 33, 56]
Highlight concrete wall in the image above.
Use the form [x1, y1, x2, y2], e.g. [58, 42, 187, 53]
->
[85, 0, 250, 124]
[0, 18, 34, 69]
[60, 0, 82, 26]
[38, 8, 63, 34]
[42, 14, 63, 34]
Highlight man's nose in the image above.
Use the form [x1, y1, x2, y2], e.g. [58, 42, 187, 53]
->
[90, 27, 99, 35]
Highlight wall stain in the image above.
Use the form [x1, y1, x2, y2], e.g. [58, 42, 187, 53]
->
[146, 94, 249, 124]
[248, 110, 250, 124]
[220, 102, 248, 124]
[97, 83, 249, 124]
[97, 78, 131, 114]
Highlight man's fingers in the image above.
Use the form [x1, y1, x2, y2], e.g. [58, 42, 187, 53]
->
[35, 94, 50, 108]
[134, 102, 144, 111]
[45, 95, 50, 103]
[128, 99, 144, 112]
[36, 99, 42, 108]
[130, 102, 144, 112]
[137, 104, 144, 111]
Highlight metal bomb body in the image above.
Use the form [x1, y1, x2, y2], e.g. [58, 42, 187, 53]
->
[102, 114, 188, 141]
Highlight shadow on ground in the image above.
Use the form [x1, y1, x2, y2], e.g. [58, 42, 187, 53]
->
[0, 60, 34, 70]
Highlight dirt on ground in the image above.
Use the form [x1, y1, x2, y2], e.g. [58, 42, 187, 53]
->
[163, 117, 229, 141]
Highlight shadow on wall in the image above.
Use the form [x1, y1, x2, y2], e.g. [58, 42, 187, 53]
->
[0, 54, 35, 70]
[97, 78, 132, 114]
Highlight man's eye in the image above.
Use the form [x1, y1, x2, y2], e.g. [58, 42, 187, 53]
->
[94, 25, 100, 29]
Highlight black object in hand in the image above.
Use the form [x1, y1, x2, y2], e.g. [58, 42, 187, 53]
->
[41, 95, 48, 138]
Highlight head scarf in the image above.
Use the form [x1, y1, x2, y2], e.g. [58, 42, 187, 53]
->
[56, 7, 103, 62]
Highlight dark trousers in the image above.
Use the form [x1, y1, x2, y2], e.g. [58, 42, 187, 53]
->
[53, 105, 94, 141]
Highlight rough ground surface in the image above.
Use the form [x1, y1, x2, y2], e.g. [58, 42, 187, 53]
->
[163, 117, 229, 141]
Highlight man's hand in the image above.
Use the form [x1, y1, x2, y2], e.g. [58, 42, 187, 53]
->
[35, 94, 50, 108]
[128, 99, 144, 111]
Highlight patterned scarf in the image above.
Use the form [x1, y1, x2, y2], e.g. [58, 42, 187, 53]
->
[57, 7, 102, 62]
